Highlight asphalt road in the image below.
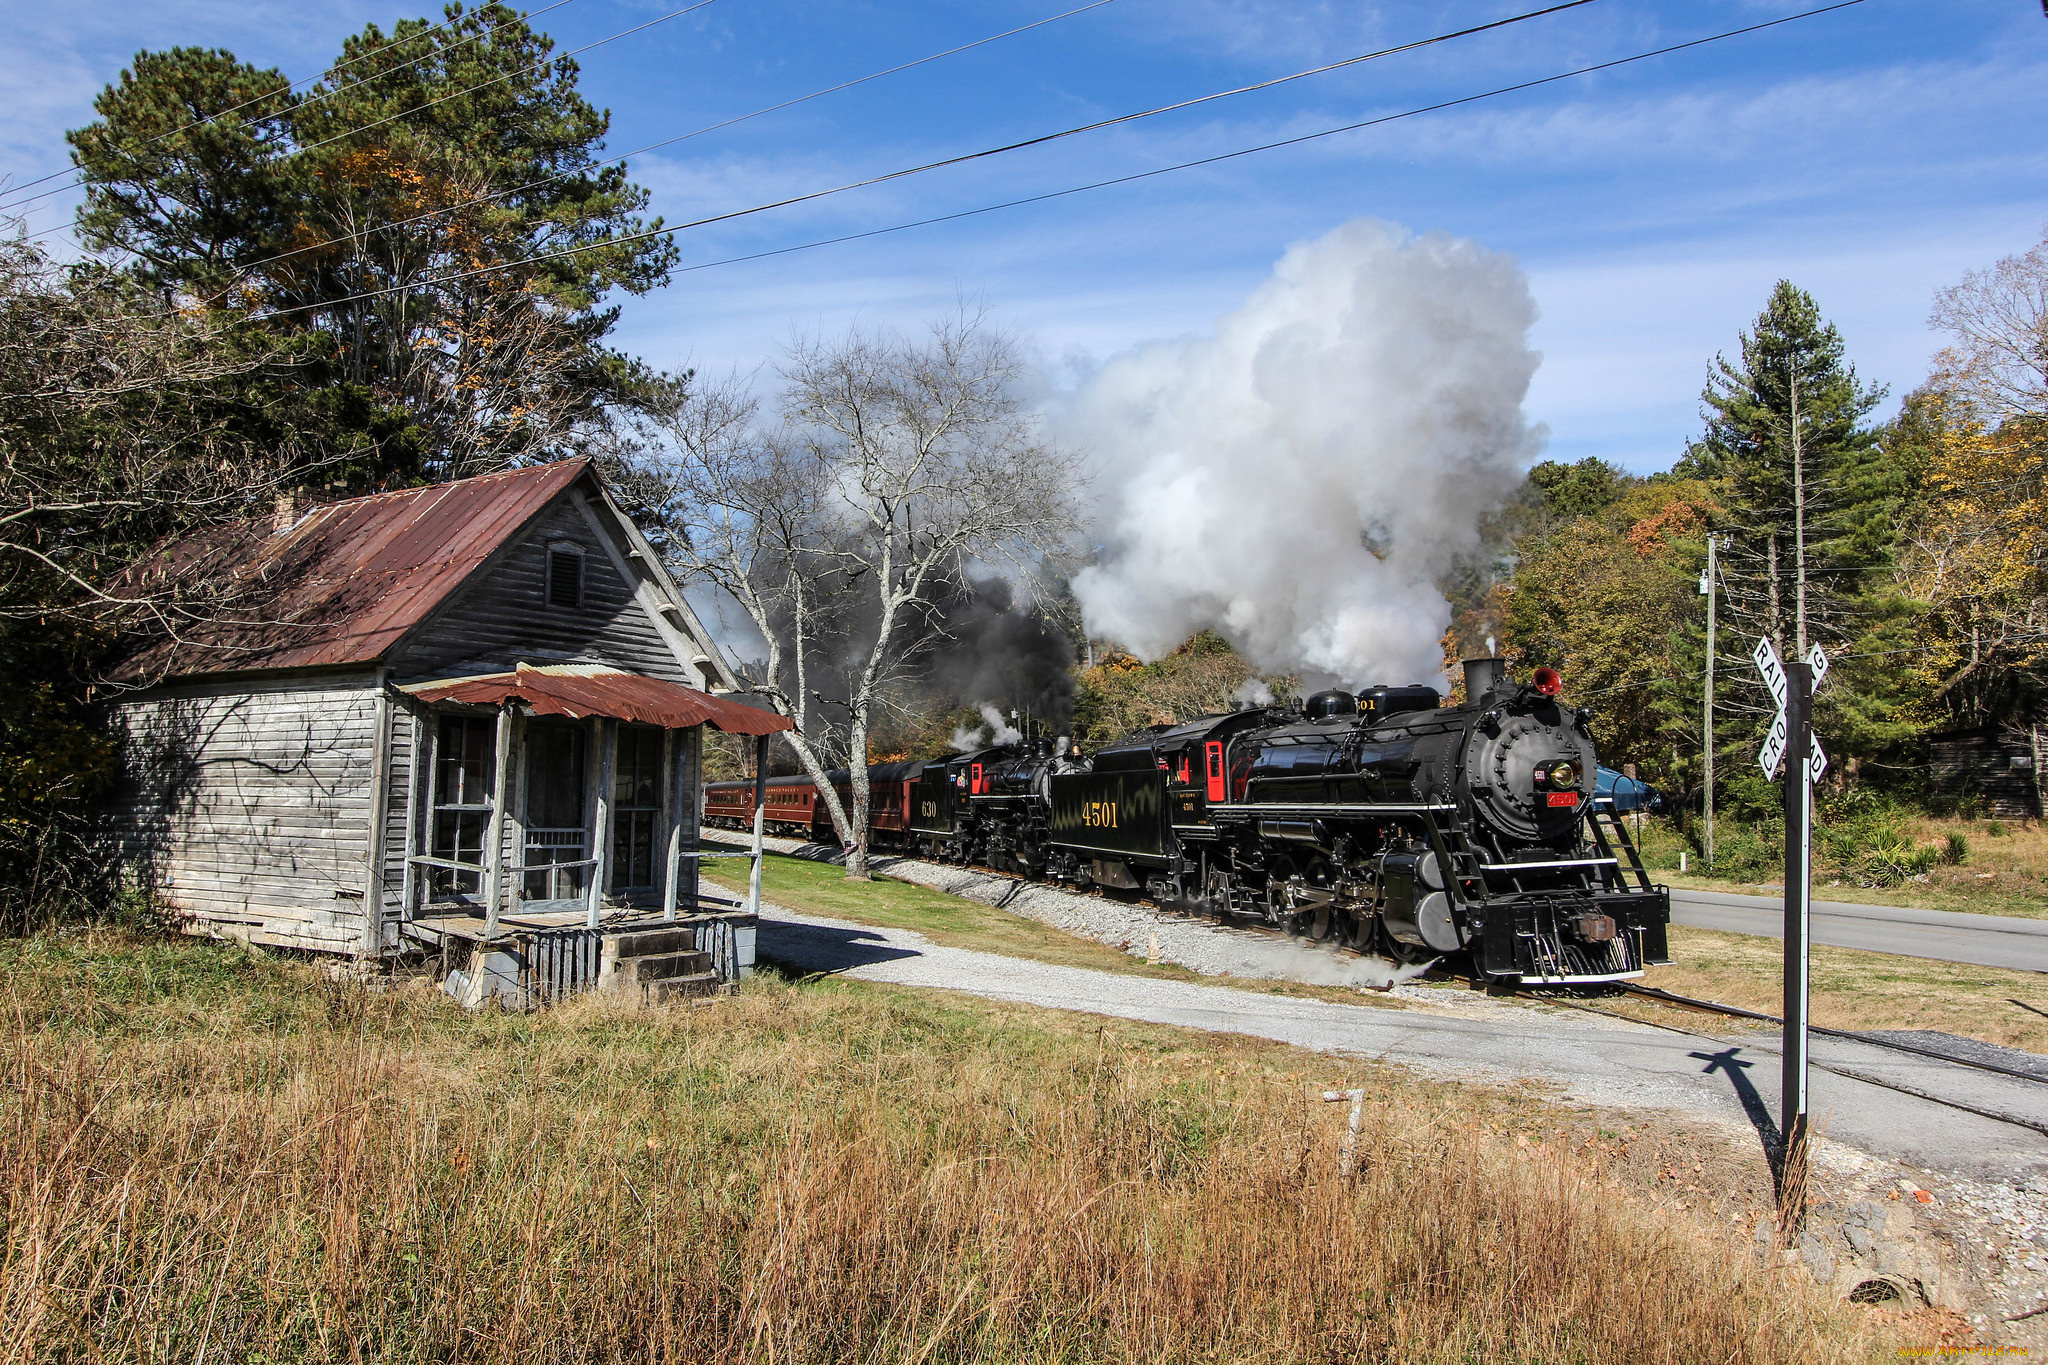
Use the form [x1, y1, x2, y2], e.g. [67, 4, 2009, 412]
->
[759, 907, 2048, 1184]
[1670, 888, 2048, 973]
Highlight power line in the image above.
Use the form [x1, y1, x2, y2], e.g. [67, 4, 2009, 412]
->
[168, 0, 1124, 286]
[45, 0, 1871, 341]
[15, 0, 722, 233]
[247, 0, 1633, 323]
[1570, 637, 2048, 704]
[0, 0, 586, 213]
[609, 1, 1879, 296]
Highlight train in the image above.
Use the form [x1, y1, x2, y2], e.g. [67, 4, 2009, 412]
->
[704, 657, 1672, 985]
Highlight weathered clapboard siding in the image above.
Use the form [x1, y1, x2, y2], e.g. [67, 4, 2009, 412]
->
[107, 674, 383, 953]
[389, 493, 699, 686]
[372, 698, 416, 951]
[1929, 728, 2042, 819]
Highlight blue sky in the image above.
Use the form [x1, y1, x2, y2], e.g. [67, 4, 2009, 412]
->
[5, 0, 2045, 471]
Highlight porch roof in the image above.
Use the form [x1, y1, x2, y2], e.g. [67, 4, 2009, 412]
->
[401, 663, 794, 735]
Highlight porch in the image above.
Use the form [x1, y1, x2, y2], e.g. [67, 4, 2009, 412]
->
[391, 663, 790, 1006]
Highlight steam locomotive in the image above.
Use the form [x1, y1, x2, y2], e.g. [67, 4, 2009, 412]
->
[705, 657, 1671, 985]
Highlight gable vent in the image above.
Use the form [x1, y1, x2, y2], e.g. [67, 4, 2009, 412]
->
[547, 547, 584, 608]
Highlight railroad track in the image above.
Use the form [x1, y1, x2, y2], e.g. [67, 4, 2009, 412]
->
[714, 826, 2048, 1136]
[1530, 985, 2048, 1138]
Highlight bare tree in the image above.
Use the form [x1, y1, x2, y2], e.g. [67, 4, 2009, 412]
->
[0, 225, 310, 642]
[1930, 230, 2048, 424]
[642, 311, 1083, 878]
[0, 221, 330, 930]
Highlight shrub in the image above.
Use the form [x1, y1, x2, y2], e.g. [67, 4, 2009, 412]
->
[1815, 789, 1941, 887]
[1940, 832, 1969, 866]
[1850, 837, 1940, 888]
[1704, 817, 1783, 882]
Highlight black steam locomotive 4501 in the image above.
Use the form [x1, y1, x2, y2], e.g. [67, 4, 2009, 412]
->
[705, 657, 1671, 985]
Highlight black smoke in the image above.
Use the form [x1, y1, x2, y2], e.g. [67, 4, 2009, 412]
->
[922, 575, 1077, 739]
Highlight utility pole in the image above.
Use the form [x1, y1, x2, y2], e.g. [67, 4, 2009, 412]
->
[1767, 535, 1782, 653]
[1790, 366, 1808, 657]
[1702, 533, 1720, 870]
[1779, 653, 1814, 1226]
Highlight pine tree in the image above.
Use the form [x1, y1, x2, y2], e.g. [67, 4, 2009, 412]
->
[68, 3, 675, 481]
[1675, 281, 1919, 780]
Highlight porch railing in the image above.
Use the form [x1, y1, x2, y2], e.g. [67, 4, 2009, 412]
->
[404, 709, 773, 947]
[451, 917, 745, 1011]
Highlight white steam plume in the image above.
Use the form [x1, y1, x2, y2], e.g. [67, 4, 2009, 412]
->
[1232, 678, 1275, 707]
[1060, 219, 1542, 686]
[950, 703, 1023, 752]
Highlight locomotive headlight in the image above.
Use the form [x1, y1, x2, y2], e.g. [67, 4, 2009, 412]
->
[1546, 760, 1580, 789]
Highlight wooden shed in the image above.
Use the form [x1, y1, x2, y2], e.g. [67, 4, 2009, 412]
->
[103, 459, 791, 1003]
[1927, 725, 2044, 820]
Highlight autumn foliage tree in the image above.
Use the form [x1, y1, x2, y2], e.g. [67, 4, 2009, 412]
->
[1071, 633, 1292, 750]
[1900, 230, 2048, 803]
[1502, 465, 1716, 776]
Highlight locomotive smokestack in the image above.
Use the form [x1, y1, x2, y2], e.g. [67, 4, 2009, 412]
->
[1463, 657, 1508, 703]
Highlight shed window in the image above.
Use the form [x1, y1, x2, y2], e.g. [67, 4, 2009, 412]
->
[431, 716, 495, 896]
[546, 545, 585, 608]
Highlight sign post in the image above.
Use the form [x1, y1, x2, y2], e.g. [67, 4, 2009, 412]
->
[1755, 636, 1826, 1227]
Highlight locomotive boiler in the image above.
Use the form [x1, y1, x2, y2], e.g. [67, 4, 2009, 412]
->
[704, 657, 1671, 985]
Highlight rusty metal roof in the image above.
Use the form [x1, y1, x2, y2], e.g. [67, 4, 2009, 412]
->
[401, 663, 793, 735]
[112, 461, 592, 681]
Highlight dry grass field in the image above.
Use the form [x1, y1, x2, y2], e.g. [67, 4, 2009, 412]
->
[0, 928, 1899, 1364]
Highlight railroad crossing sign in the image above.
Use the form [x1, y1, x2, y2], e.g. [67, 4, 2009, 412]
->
[1805, 645, 1829, 783]
[1759, 708, 1789, 779]
[1754, 635, 1828, 1228]
[1753, 635, 1787, 711]
[1754, 638, 1827, 780]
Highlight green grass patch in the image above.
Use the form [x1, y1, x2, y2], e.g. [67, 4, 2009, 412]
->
[701, 850, 1447, 1009]
[703, 850, 1181, 973]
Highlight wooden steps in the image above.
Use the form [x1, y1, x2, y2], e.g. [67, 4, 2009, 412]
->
[600, 926, 728, 1003]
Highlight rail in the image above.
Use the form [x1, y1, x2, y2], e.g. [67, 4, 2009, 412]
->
[407, 854, 485, 874]
[1616, 984, 2048, 1086]
[1536, 987, 2048, 1138]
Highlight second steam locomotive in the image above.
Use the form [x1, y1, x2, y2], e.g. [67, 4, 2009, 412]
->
[706, 657, 1671, 985]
